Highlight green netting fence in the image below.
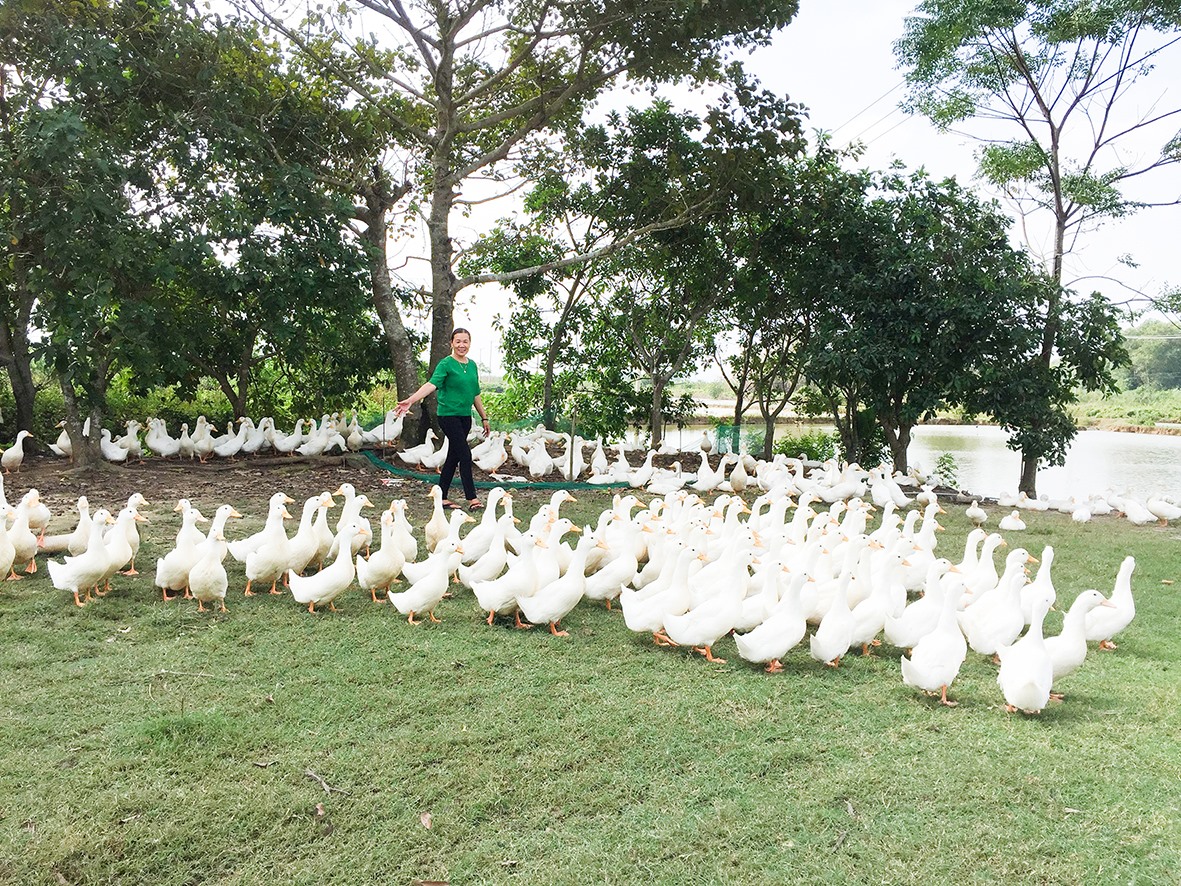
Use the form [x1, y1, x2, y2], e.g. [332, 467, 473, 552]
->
[360, 449, 631, 491]
[712, 424, 767, 455]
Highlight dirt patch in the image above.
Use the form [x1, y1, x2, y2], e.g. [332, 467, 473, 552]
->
[4, 444, 677, 531]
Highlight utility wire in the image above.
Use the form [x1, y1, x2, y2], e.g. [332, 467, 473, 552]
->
[831, 82, 904, 135]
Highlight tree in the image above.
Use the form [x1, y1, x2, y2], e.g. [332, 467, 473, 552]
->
[719, 139, 865, 459]
[968, 288, 1128, 477]
[469, 91, 805, 433]
[2, 0, 392, 462]
[245, 0, 802, 434]
[1122, 318, 1181, 388]
[896, 0, 1181, 489]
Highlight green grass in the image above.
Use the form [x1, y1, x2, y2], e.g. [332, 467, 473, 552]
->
[1073, 387, 1181, 426]
[1, 489, 1179, 884]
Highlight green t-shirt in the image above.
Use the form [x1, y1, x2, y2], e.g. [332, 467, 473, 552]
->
[428, 355, 481, 417]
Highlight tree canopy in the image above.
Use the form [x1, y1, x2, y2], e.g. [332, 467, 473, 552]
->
[896, 0, 1181, 489]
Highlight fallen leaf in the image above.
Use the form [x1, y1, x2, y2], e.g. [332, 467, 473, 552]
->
[419, 811, 433, 829]
[265, 693, 274, 704]
[314, 803, 326, 819]
[118, 626, 131, 634]
[251, 760, 278, 768]
[1065, 807, 1085, 814]
[1161, 579, 1174, 585]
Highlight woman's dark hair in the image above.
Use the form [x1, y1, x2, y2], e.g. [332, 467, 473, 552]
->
[450, 327, 470, 341]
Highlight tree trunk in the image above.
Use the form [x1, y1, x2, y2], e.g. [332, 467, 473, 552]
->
[1019, 451, 1039, 495]
[649, 374, 666, 450]
[59, 374, 103, 470]
[0, 320, 35, 434]
[541, 313, 568, 430]
[761, 412, 776, 461]
[0, 248, 37, 435]
[357, 175, 421, 442]
[880, 418, 912, 475]
[427, 25, 459, 380]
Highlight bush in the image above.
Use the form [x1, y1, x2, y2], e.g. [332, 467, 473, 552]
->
[931, 452, 961, 488]
[772, 428, 838, 462]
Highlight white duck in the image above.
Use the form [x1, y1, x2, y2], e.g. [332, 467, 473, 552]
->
[145, 418, 182, 458]
[213, 419, 248, 459]
[46, 509, 115, 606]
[1121, 499, 1156, 526]
[965, 500, 987, 527]
[997, 585, 1055, 714]
[188, 528, 231, 613]
[96, 507, 140, 593]
[270, 418, 305, 455]
[423, 486, 451, 553]
[154, 500, 207, 600]
[456, 513, 514, 589]
[289, 521, 367, 613]
[2, 430, 32, 473]
[458, 488, 509, 563]
[517, 529, 592, 636]
[114, 420, 143, 461]
[1045, 589, 1115, 699]
[99, 428, 129, 463]
[388, 537, 464, 624]
[287, 493, 336, 576]
[330, 483, 372, 556]
[228, 492, 296, 563]
[419, 435, 451, 472]
[177, 423, 196, 459]
[0, 508, 15, 583]
[663, 560, 748, 664]
[1083, 556, 1136, 650]
[49, 421, 73, 460]
[901, 575, 969, 706]
[397, 429, 439, 466]
[389, 499, 419, 563]
[243, 499, 294, 595]
[105, 492, 149, 575]
[402, 509, 474, 585]
[582, 534, 640, 611]
[998, 510, 1026, 532]
[472, 532, 547, 628]
[959, 548, 1037, 659]
[884, 559, 957, 650]
[620, 543, 706, 647]
[809, 571, 855, 668]
[8, 491, 42, 575]
[356, 511, 407, 602]
[734, 572, 810, 673]
[38, 496, 90, 556]
[1146, 495, 1181, 525]
[1019, 545, 1055, 626]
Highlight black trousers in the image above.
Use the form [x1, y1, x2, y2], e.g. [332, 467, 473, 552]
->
[437, 415, 476, 502]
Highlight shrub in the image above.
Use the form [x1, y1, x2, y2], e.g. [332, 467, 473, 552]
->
[772, 428, 838, 462]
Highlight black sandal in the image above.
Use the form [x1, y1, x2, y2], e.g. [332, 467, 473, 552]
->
[442, 500, 461, 511]
[468, 500, 483, 510]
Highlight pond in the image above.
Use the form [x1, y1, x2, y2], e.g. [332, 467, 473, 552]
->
[659, 423, 1181, 502]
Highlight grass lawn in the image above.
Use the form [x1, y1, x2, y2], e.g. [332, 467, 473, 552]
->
[1, 482, 1179, 885]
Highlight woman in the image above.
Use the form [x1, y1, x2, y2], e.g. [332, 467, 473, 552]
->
[395, 328, 490, 510]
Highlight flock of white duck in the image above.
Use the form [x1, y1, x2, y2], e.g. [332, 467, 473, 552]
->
[0, 412, 405, 467]
[4, 415, 1180, 530]
[0, 433, 1143, 715]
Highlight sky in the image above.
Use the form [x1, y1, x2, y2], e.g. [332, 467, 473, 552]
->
[449, 0, 1181, 372]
